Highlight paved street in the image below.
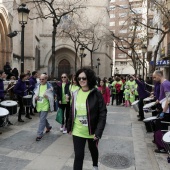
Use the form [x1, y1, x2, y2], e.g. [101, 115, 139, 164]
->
[0, 105, 170, 170]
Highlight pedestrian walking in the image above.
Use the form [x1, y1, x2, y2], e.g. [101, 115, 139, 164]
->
[98, 79, 110, 105]
[56, 73, 70, 134]
[32, 74, 54, 141]
[67, 68, 107, 170]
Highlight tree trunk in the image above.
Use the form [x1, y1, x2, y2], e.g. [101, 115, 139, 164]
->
[90, 51, 93, 70]
[51, 24, 57, 79]
[75, 48, 78, 72]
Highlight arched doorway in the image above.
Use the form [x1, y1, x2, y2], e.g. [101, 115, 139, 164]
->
[58, 59, 70, 78]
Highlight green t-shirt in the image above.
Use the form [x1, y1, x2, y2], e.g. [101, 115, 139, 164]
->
[36, 84, 49, 112]
[124, 89, 130, 100]
[69, 85, 79, 96]
[126, 80, 136, 90]
[72, 89, 94, 138]
[62, 83, 67, 104]
[111, 81, 117, 94]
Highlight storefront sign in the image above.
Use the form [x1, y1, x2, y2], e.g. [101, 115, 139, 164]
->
[150, 60, 170, 66]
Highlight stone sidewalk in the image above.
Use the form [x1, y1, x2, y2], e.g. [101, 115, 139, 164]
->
[0, 105, 169, 170]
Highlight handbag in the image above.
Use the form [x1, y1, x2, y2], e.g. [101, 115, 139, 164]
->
[55, 108, 63, 124]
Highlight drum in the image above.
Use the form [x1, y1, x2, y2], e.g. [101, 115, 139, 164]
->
[143, 97, 154, 104]
[143, 116, 157, 132]
[0, 107, 9, 127]
[143, 102, 156, 113]
[0, 100, 17, 115]
[162, 131, 170, 154]
[23, 95, 32, 106]
[131, 100, 139, 112]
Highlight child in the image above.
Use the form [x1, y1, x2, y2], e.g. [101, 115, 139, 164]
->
[124, 85, 130, 107]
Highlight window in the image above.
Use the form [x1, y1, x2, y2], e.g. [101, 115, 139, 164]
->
[119, 29, 127, 33]
[110, 14, 115, 18]
[110, 22, 115, 26]
[119, 13, 127, 18]
[120, 62, 127, 65]
[119, 21, 127, 25]
[118, 54, 127, 58]
[110, 6, 115, 10]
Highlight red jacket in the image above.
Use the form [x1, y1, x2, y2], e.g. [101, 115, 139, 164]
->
[98, 86, 110, 104]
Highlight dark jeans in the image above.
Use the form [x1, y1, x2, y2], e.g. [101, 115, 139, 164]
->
[138, 98, 144, 119]
[60, 103, 70, 127]
[116, 92, 121, 105]
[17, 96, 24, 120]
[111, 94, 115, 105]
[73, 135, 99, 170]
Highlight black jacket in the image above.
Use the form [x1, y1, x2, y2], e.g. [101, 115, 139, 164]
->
[67, 88, 107, 138]
[56, 81, 70, 104]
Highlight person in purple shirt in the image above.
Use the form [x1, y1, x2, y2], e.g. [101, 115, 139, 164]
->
[14, 73, 27, 122]
[132, 75, 149, 121]
[27, 71, 38, 116]
[152, 70, 170, 153]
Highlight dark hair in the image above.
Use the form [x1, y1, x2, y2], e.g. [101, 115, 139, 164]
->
[20, 73, 27, 80]
[115, 77, 120, 81]
[32, 71, 37, 76]
[100, 79, 106, 94]
[75, 68, 97, 90]
[0, 70, 4, 75]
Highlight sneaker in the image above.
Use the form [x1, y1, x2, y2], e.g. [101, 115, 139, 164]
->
[36, 136, 42, 141]
[154, 148, 167, 154]
[46, 126, 52, 133]
[60, 126, 63, 132]
[63, 128, 67, 134]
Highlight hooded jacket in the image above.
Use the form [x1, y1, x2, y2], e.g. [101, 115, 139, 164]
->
[67, 88, 107, 138]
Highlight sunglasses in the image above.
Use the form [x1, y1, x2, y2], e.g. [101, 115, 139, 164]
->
[77, 77, 87, 81]
[61, 76, 66, 79]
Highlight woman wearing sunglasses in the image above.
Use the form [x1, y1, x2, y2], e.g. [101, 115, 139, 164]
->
[56, 73, 70, 134]
[67, 68, 107, 170]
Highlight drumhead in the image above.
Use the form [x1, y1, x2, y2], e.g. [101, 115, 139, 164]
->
[143, 116, 157, 122]
[1, 100, 17, 106]
[131, 100, 139, 106]
[143, 97, 154, 102]
[23, 95, 32, 98]
[143, 102, 156, 109]
[163, 131, 170, 143]
[0, 107, 9, 116]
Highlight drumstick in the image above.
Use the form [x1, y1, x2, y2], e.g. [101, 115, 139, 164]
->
[7, 85, 15, 91]
[24, 85, 32, 92]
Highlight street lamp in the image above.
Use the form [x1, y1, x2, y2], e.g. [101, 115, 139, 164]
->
[110, 62, 113, 77]
[115, 67, 119, 75]
[141, 44, 147, 80]
[97, 58, 100, 75]
[79, 46, 86, 68]
[18, 3, 30, 73]
[139, 63, 141, 76]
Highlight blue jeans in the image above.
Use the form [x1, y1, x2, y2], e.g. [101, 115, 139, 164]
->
[37, 111, 50, 137]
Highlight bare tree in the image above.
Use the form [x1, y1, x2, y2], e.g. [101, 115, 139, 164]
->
[27, 0, 84, 77]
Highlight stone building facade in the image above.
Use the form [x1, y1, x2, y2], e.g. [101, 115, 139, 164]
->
[0, 0, 112, 79]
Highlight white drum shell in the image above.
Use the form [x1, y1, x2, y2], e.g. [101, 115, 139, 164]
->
[131, 100, 139, 112]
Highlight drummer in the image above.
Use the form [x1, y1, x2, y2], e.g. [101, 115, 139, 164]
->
[14, 73, 30, 122]
[152, 70, 170, 153]
[0, 70, 13, 126]
[26, 71, 38, 116]
[6, 75, 16, 100]
[131, 75, 149, 121]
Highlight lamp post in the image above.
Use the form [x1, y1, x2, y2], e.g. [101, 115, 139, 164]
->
[80, 46, 86, 68]
[110, 62, 113, 77]
[141, 44, 147, 80]
[97, 58, 100, 75]
[139, 63, 141, 76]
[18, 4, 30, 73]
[115, 67, 119, 75]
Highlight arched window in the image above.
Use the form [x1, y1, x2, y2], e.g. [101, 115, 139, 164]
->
[58, 59, 70, 78]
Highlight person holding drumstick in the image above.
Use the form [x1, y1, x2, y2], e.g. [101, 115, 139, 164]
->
[14, 73, 28, 122]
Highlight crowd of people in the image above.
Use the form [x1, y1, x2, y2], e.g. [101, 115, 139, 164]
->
[0, 63, 170, 168]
